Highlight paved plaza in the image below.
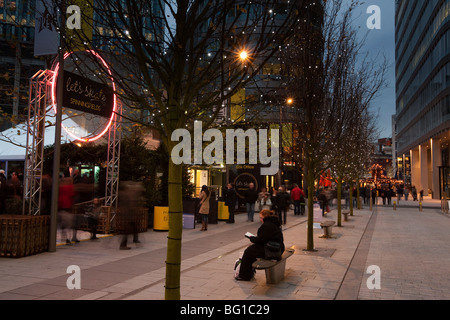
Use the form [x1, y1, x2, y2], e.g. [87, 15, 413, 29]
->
[0, 197, 449, 301]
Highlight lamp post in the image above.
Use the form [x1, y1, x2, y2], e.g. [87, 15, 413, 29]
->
[225, 49, 250, 186]
[49, 0, 66, 252]
[278, 98, 294, 187]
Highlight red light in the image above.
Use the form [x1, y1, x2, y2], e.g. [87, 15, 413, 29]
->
[51, 50, 117, 143]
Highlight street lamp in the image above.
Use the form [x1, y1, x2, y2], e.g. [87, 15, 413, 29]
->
[239, 50, 249, 61]
[225, 48, 251, 186]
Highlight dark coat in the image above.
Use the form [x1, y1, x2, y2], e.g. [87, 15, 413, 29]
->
[239, 215, 285, 280]
[244, 187, 258, 204]
[249, 215, 285, 252]
[275, 191, 291, 209]
[224, 187, 237, 208]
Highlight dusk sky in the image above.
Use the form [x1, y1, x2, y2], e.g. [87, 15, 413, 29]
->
[352, 0, 397, 139]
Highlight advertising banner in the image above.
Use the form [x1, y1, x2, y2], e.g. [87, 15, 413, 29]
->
[34, 0, 59, 56]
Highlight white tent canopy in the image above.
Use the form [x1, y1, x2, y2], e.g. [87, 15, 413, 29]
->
[0, 116, 82, 161]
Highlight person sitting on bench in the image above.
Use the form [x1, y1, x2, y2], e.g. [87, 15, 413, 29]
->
[236, 210, 285, 281]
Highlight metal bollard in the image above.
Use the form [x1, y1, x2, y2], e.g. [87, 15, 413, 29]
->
[393, 201, 396, 211]
[419, 202, 423, 212]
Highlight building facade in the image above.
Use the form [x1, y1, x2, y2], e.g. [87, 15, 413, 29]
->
[0, 0, 45, 130]
[395, 0, 450, 199]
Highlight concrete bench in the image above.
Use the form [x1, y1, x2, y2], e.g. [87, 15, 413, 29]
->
[320, 221, 336, 238]
[342, 211, 350, 222]
[252, 247, 295, 284]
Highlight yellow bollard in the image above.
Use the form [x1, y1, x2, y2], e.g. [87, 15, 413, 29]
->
[393, 201, 396, 211]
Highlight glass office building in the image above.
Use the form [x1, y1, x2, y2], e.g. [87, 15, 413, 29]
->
[395, 0, 450, 199]
[0, 0, 45, 128]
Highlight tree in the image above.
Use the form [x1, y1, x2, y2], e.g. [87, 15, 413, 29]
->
[64, 0, 303, 299]
[282, 0, 387, 250]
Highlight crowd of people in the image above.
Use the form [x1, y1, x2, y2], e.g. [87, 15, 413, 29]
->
[0, 168, 145, 250]
[0, 169, 23, 215]
[221, 182, 306, 228]
[369, 183, 422, 205]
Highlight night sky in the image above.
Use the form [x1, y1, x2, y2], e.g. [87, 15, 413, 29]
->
[352, 0, 396, 139]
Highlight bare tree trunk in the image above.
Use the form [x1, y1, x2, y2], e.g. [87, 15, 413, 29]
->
[306, 164, 315, 251]
[349, 180, 354, 217]
[165, 141, 183, 300]
[337, 175, 342, 227]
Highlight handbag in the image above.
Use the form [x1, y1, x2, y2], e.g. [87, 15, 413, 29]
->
[234, 258, 242, 279]
[264, 241, 282, 261]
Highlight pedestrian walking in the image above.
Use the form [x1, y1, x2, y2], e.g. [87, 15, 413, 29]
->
[244, 183, 258, 222]
[318, 189, 328, 216]
[381, 188, 387, 205]
[404, 186, 409, 201]
[58, 176, 77, 244]
[290, 183, 305, 216]
[397, 185, 403, 204]
[224, 183, 237, 224]
[259, 192, 272, 211]
[199, 185, 211, 231]
[276, 186, 291, 225]
[270, 187, 278, 212]
[387, 187, 393, 205]
[257, 187, 270, 212]
[360, 186, 366, 206]
[118, 181, 145, 250]
[0, 170, 6, 215]
[84, 198, 102, 240]
[412, 186, 418, 201]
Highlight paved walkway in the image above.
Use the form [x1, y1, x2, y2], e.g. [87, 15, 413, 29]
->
[1, 202, 450, 300]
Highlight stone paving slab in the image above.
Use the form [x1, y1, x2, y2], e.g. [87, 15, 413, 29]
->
[1, 203, 450, 301]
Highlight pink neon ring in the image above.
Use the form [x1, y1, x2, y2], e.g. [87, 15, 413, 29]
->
[51, 50, 117, 143]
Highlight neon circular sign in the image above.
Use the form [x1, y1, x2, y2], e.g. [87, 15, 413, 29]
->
[51, 50, 117, 143]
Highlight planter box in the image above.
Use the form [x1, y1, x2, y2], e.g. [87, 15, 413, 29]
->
[115, 207, 149, 234]
[78, 206, 112, 234]
[0, 215, 50, 258]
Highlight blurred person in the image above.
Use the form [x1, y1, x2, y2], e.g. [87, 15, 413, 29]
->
[41, 174, 52, 215]
[7, 172, 22, 200]
[404, 186, 410, 201]
[412, 186, 418, 201]
[244, 182, 258, 222]
[85, 198, 102, 240]
[236, 210, 284, 281]
[259, 190, 272, 212]
[118, 181, 145, 249]
[257, 187, 270, 212]
[198, 185, 211, 231]
[397, 185, 403, 204]
[270, 187, 278, 212]
[387, 187, 393, 205]
[224, 183, 237, 224]
[381, 187, 387, 205]
[0, 170, 6, 214]
[275, 186, 291, 225]
[58, 176, 77, 244]
[290, 183, 305, 216]
[318, 189, 328, 216]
